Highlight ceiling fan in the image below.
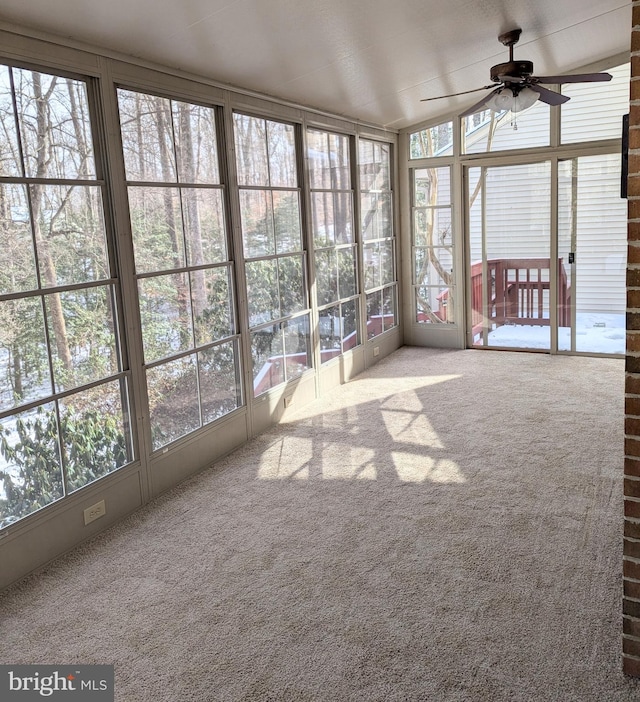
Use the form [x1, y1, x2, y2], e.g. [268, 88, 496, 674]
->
[421, 29, 612, 117]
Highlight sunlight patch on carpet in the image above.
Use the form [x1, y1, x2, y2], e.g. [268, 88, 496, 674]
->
[391, 452, 466, 483]
[381, 404, 445, 448]
[257, 436, 379, 480]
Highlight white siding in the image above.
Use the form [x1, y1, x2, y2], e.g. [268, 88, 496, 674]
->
[561, 153, 627, 314]
[469, 162, 551, 262]
[561, 63, 630, 144]
[470, 155, 625, 315]
[465, 101, 549, 154]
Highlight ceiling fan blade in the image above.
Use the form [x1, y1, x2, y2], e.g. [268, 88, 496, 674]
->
[528, 84, 570, 106]
[421, 85, 494, 102]
[533, 72, 612, 84]
[459, 89, 500, 117]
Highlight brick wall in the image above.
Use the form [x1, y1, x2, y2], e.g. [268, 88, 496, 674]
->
[625, 0, 640, 678]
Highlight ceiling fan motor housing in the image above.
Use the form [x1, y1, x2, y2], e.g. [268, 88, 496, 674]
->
[490, 60, 534, 83]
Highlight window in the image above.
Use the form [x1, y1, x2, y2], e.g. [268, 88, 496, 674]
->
[409, 121, 453, 159]
[359, 139, 397, 338]
[463, 102, 549, 154]
[117, 90, 241, 451]
[234, 114, 311, 395]
[561, 63, 630, 144]
[307, 128, 359, 362]
[413, 166, 454, 324]
[0, 65, 133, 527]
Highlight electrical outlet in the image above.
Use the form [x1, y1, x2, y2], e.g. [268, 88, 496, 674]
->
[373, 346, 380, 357]
[84, 499, 106, 525]
[284, 395, 294, 408]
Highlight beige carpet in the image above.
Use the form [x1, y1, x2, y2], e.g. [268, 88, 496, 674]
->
[1, 347, 639, 701]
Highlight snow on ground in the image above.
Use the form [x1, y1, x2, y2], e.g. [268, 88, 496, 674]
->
[477, 313, 625, 354]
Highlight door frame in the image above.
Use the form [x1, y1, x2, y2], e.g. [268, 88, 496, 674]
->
[462, 145, 625, 357]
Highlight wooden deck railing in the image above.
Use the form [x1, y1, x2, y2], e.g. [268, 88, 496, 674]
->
[253, 314, 394, 395]
[434, 258, 571, 337]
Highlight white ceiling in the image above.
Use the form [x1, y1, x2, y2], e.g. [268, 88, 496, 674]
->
[0, 0, 631, 130]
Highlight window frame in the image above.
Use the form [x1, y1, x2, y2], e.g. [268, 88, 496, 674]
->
[233, 111, 313, 396]
[358, 137, 398, 340]
[116, 86, 243, 452]
[306, 127, 361, 363]
[0, 61, 136, 527]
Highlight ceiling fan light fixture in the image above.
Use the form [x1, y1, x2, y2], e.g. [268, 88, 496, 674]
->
[486, 87, 513, 112]
[486, 85, 539, 113]
[512, 86, 539, 112]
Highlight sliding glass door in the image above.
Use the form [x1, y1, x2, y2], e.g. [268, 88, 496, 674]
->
[468, 161, 552, 350]
[558, 153, 626, 354]
[467, 154, 626, 354]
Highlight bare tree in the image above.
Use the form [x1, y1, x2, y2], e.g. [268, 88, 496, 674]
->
[176, 103, 206, 317]
[29, 72, 73, 374]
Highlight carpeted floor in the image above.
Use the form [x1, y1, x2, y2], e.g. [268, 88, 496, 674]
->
[1, 347, 639, 701]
